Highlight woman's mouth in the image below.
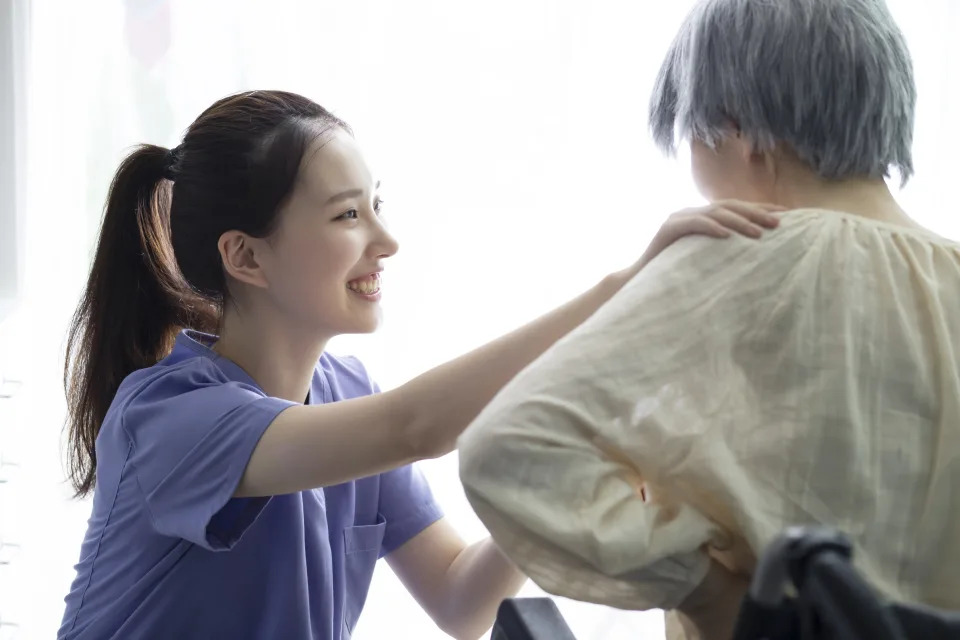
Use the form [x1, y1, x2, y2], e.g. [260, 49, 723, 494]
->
[346, 273, 381, 296]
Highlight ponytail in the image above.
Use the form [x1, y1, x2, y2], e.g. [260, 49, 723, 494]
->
[64, 91, 351, 497]
[64, 145, 212, 497]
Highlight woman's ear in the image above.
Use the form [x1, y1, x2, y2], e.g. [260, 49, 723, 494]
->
[218, 231, 270, 290]
[727, 120, 767, 168]
[734, 135, 779, 185]
[727, 134, 762, 167]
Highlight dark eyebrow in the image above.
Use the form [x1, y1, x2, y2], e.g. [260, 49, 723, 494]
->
[324, 180, 381, 206]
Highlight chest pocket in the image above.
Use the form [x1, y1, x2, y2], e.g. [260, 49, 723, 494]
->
[342, 513, 387, 634]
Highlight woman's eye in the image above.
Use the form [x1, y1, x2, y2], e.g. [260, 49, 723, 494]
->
[374, 199, 385, 215]
[338, 209, 359, 221]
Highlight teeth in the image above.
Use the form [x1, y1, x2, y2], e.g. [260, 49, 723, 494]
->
[348, 275, 380, 294]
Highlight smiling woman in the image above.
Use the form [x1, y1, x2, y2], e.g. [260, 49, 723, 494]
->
[51, 86, 779, 640]
[5, 1, 959, 639]
[211, 131, 397, 344]
[57, 90, 497, 640]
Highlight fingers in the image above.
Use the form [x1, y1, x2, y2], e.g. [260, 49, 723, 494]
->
[717, 200, 785, 228]
[660, 200, 788, 249]
[706, 207, 766, 238]
[682, 215, 734, 239]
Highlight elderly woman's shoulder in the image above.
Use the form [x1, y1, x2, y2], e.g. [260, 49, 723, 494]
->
[775, 208, 960, 253]
[641, 208, 960, 298]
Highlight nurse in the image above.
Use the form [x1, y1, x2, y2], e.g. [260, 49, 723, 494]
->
[58, 90, 779, 639]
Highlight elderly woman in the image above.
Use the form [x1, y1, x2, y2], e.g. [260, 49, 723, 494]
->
[458, 1, 960, 639]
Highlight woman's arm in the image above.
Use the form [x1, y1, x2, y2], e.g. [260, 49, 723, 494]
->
[387, 519, 526, 640]
[672, 559, 750, 640]
[237, 266, 632, 496]
[455, 205, 800, 613]
[237, 201, 781, 497]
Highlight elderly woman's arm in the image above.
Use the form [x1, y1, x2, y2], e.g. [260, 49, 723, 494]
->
[671, 560, 751, 640]
[458, 220, 805, 619]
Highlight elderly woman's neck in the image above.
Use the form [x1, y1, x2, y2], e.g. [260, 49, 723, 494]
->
[770, 169, 919, 230]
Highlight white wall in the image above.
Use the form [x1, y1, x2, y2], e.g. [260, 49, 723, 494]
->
[0, 0, 28, 326]
[1, 1, 957, 638]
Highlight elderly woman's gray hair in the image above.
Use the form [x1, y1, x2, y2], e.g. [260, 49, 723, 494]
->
[650, 0, 916, 183]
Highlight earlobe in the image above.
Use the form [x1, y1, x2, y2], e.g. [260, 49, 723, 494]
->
[764, 152, 778, 178]
[742, 140, 770, 171]
[752, 151, 781, 202]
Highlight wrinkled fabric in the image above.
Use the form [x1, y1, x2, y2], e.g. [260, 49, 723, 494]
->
[460, 210, 960, 619]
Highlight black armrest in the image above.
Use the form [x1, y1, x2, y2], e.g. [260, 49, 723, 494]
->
[890, 601, 960, 638]
[491, 598, 577, 640]
[734, 526, 960, 640]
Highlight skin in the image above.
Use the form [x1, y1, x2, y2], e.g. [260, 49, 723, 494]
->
[690, 132, 921, 230]
[211, 128, 781, 639]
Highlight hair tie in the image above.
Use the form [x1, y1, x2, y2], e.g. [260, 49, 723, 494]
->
[163, 145, 183, 181]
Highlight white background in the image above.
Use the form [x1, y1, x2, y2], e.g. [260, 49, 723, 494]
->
[0, 0, 957, 638]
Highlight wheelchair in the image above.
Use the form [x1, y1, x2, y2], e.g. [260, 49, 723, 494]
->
[490, 526, 960, 639]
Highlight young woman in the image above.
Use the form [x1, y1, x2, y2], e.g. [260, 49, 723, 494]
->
[58, 90, 780, 640]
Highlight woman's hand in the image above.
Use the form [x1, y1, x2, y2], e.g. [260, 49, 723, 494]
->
[671, 557, 752, 640]
[626, 200, 784, 279]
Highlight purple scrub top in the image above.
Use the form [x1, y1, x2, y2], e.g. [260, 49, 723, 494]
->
[59, 330, 443, 639]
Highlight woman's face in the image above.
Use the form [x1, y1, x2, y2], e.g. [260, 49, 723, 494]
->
[256, 128, 399, 337]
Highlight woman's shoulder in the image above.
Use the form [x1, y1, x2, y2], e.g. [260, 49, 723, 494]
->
[317, 352, 379, 397]
[318, 351, 369, 378]
[622, 206, 960, 323]
[663, 207, 960, 277]
[113, 354, 237, 413]
[93, 354, 250, 450]
[778, 208, 960, 251]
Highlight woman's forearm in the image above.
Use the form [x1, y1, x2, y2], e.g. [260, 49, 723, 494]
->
[242, 205, 773, 496]
[401, 202, 781, 459]
[402, 267, 634, 458]
[240, 267, 634, 496]
[674, 559, 749, 640]
[441, 538, 528, 640]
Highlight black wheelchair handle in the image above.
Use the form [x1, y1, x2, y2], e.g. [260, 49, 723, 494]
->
[750, 526, 853, 606]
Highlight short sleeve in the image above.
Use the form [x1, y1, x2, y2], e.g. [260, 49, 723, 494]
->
[378, 465, 444, 557]
[459, 228, 807, 611]
[122, 361, 297, 551]
[336, 359, 444, 557]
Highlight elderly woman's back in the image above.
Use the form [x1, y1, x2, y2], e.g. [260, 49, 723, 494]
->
[458, 1, 959, 638]
[461, 209, 960, 601]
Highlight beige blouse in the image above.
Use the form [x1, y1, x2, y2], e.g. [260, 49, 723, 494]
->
[459, 210, 960, 623]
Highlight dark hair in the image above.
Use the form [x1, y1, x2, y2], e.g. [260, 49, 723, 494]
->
[65, 90, 349, 497]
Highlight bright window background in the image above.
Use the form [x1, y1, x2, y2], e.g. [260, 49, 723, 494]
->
[0, 1, 957, 638]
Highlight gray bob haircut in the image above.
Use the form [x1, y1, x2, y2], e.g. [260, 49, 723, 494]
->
[649, 0, 917, 183]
